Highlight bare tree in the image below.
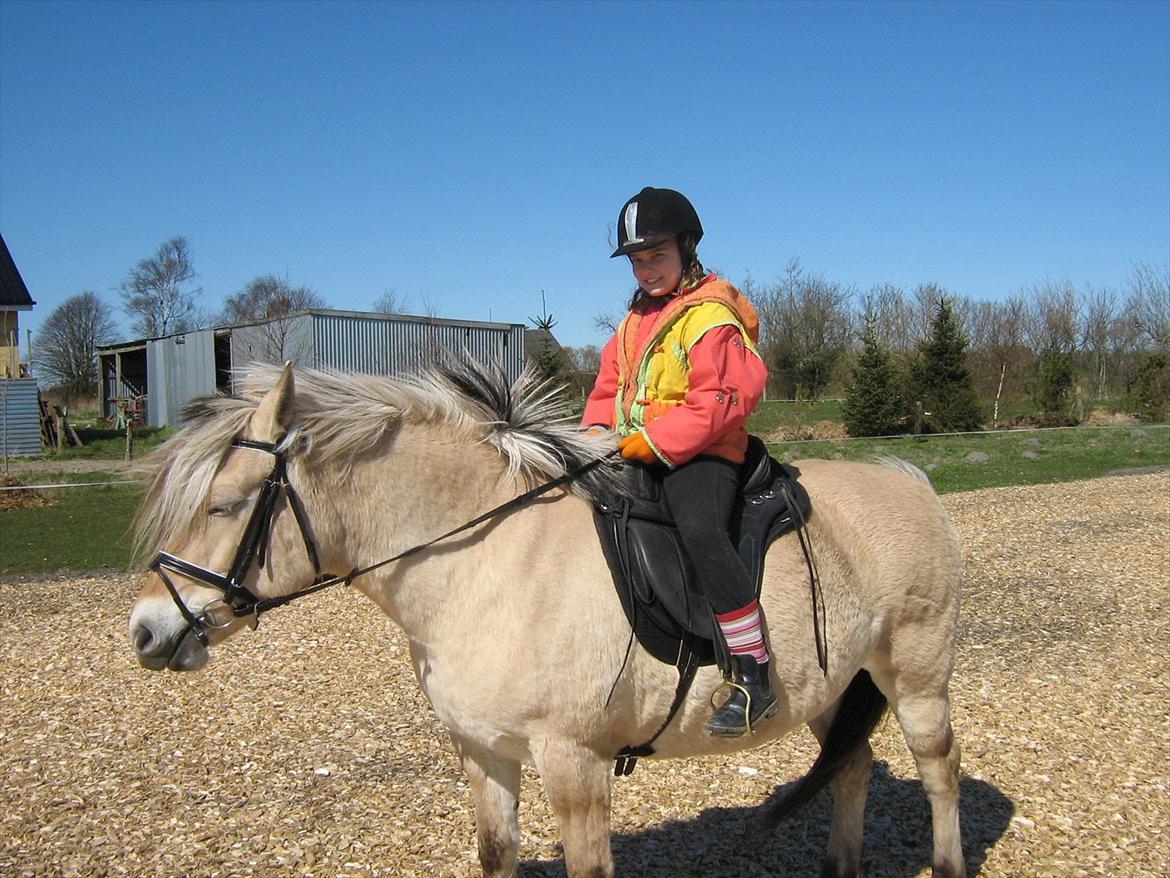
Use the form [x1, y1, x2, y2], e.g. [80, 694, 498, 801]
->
[119, 236, 200, 337]
[592, 312, 620, 335]
[857, 283, 908, 353]
[1025, 280, 1081, 356]
[222, 274, 327, 363]
[1080, 285, 1120, 399]
[34, 291, 118, 401]
[562, 345, 602, 374]
[372, 287, 406, 314]
[755, 259, 853, 399]
[967, 296, 1029, 424]
[1125, 262, 1170, 350]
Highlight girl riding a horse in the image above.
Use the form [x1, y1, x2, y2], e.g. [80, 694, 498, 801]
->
[582, 186, 773, 737]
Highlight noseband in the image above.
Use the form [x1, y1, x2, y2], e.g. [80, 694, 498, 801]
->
[151, 437, 328, 646]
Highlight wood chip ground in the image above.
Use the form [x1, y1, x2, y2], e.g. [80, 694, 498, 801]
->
[1, 472, 1167, 877]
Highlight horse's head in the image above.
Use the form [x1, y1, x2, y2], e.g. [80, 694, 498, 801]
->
[128, 365, 327, 671]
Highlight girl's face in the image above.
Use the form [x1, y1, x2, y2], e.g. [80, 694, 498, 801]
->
[628, 239, 683, 297]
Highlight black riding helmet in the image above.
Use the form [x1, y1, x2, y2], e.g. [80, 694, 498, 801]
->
[611, 187, 703, 258]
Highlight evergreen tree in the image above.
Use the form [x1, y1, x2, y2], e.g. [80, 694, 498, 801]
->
[1127, 352, 1169, 422]
[906, 297, 983, 432]
[1034, 347, 1075, 414]
[528, 291, 566, 382]
[841, 316, 903, 437]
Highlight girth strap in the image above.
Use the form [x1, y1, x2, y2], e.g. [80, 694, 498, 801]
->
[613, 635, 702, 776]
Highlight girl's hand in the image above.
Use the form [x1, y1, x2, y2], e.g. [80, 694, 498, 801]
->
[617, 431, 658, 465]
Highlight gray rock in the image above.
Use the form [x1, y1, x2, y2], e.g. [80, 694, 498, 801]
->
[1021, 438, 1042, 446]
[965, 451, 991, 463]
[925, 463, 939, 471]
[1131, 428, 1149, 438]
[1021, 451, 1040, 460]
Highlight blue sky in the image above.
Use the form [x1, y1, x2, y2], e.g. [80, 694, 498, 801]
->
[2, 0, 1168, 350]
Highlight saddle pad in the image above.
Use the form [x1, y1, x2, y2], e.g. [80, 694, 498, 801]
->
[593, 451, 811, 667]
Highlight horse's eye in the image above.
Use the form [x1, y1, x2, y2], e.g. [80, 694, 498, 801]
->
[209, 500, 242, 517]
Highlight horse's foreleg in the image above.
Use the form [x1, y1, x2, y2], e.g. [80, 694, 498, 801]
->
[456, 738, 522, 878]
[807, 708, 873, 878]
[532, 738, 614, 878]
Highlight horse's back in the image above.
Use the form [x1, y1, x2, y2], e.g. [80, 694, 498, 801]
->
[776, 456, 962, 615]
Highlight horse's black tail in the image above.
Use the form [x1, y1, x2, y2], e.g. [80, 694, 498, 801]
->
[760, 669, 888, 828]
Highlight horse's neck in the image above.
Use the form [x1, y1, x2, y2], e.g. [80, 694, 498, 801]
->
[327, 425, 526, 635]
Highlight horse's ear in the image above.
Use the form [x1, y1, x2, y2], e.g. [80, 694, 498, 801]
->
[249, 363, 295, 442]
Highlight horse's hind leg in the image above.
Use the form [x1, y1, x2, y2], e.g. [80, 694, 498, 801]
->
[808, 708, 874, 878]
[532, 737, 614, 878]
[873, 667, 966, 878]
[456, 738, 522, 878]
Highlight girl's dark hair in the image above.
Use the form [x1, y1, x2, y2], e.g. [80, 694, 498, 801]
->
[626, 233, 708, 310]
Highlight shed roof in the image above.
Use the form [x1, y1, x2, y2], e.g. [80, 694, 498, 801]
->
[98, 308, 527, 352]
[0, 233, 36, 310]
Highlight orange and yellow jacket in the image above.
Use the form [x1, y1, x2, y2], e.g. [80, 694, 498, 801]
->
[581, 275, 767, 467]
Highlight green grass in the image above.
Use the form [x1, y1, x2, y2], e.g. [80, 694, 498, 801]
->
[1, 481, 143, 575]
[765, 424, 1169, 493]
[2, 424, 1166, 576]
[38, 425, 173, 461]
[747, 399, 844, 434]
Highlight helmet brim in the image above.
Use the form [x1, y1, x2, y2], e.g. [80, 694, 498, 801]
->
[610, 233, 674, 259]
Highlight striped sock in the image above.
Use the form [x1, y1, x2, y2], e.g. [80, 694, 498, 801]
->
[715, 599, 770, 665]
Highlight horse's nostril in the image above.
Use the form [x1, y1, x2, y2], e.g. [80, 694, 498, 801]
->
[132, 624, 157, 656]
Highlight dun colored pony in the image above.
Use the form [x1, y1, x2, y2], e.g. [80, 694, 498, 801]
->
[128, 362, 966, 878]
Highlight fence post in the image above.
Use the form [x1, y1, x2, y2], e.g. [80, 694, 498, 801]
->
[914, 400, 924, 435]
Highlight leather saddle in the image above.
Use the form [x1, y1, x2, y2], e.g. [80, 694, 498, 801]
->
[592, 436, 811, 668]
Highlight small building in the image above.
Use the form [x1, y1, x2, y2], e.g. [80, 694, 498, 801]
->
[98, 309, 529, 428]
[0, 232, 40, 457]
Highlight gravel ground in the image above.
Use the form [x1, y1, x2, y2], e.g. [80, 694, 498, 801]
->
[1, 472, 1167, 877]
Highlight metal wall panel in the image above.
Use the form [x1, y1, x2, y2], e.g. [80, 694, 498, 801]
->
[146, 331, 217, 427]
[228, 315, 315, 371]
[0, 378, 42, 457]
[310, 314, 526, 382]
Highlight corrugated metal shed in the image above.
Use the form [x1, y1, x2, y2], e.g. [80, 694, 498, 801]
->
[0, 378, 41, 457]
[147, 330, 219, 428]
[98, 310, 530, 428]
[309, 311, 525, 379]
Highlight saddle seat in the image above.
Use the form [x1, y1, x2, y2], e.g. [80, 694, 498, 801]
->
[592, 436, 811, 667]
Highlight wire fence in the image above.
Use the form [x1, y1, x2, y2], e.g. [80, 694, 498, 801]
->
[1, 422, 1165, 492]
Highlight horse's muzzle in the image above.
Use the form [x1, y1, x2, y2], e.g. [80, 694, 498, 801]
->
[129, 614, 209, 672]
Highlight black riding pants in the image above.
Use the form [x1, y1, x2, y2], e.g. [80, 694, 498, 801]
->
[660, 455, 754, 616]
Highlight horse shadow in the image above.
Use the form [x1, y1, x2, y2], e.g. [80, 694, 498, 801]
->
[519, 762, 1014, 877]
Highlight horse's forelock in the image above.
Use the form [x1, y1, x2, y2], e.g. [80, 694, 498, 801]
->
[130, 397, 258, 567]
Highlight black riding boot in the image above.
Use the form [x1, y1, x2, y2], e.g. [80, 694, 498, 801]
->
[705, 654, 778, 737]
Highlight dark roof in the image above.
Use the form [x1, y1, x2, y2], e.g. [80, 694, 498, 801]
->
[0, 233, 35, 309]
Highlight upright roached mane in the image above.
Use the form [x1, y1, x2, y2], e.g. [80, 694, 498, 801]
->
[132, 359, 624, 567]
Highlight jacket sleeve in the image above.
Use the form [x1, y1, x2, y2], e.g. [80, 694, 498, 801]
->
[580, 333, 620, 429]
[642, 324, 767, 466]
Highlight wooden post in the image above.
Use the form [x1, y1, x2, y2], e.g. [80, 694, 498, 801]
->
[125, 414, 133, 462]
[993, 363, 1006, 429]
[914, 400, 924, 435]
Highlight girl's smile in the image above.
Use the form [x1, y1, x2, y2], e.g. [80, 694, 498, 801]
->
[629, 240, 683, 297]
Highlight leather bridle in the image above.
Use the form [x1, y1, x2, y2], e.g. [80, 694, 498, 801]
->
[151, 436, 329, 646]
[151, 433, 612, 648]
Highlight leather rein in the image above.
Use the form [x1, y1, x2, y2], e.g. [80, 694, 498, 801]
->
[152, 436, 608, 647]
